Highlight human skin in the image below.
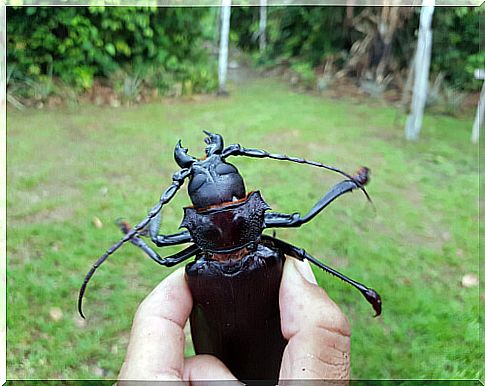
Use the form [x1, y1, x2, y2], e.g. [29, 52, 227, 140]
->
[118, 257, 351, 384]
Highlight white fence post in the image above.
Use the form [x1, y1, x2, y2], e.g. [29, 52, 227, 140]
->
[259, 0, 267, 52]
[471, 69, 484, 144]
[218, 0, 231, 95]
[405, 2, 435, 141]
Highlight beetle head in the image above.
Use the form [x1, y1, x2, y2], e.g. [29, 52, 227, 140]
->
[174, 132, 245, 209]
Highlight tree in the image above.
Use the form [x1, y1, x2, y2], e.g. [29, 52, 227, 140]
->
[405, 3, 435, 141]
[218, 0, 231, 96]
[259, 0, 267, 52]
[338, 7, 412, 90]
[472, 69, 484, 144]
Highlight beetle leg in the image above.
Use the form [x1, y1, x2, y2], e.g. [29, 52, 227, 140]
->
[78, 243, 200, 318]
[117, 219, 195, 265]
[264, 170, 368, 228]
[148, 211, 193, 246]
[263, 235, 382, 316]
[128, 240, 199, 267]
[78, 168, 191, 318]
[222, 144, 371, 202]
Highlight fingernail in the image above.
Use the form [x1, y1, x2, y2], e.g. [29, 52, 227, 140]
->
[290, 258, 318, 285]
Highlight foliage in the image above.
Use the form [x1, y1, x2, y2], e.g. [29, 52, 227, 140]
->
[7, 78, 479, 379]
[431, 7, 483, 91]
[290, 62, 317, 88]
[7, 7, 217, 94]
[232, 7, 350, 66]
[7, 6, 481, 95]
[6, 65, 25, 110]
[230, 6, 481, 91]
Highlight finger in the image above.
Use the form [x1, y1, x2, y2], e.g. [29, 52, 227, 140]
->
[183, 355, 241, 384]
[118, 268, 193, 381]
[279, 257, 351, 381]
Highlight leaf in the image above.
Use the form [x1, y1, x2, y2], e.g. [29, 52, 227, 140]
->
[92, 216, 103, 228]
[105, 43, 116, 56]
[461, 273, 478, 288]
[49, 307, 63, 322]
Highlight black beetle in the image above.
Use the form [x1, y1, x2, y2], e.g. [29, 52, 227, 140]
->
[78, 131, 381, 382]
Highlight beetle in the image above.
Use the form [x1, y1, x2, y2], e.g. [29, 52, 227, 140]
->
[78, 131, 381, 382]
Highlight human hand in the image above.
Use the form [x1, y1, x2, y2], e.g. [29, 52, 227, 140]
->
[279, 257, 350, 380]
[117, 268, 239, 385]
[117, 257, 350, 384]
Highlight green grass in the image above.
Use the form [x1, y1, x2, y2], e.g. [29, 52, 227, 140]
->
[7, 78, 480, 380]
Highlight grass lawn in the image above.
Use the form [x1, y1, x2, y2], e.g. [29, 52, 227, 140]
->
[6, 77, 480, 380]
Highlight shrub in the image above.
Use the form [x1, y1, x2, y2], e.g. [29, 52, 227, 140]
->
[7, 7, 217, 94]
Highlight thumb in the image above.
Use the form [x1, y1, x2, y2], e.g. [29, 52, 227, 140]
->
[184, 355, 242, 384]
[279, 257, 351, 381]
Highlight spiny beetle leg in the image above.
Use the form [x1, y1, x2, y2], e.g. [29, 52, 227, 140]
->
[263, 235, 382, 316]
[264, 171, 369, 229]
[116, 218, 148, 237]
[148, 211, 193, 247]
[78, 168, 191, 318]
[116, 219, 199, 267]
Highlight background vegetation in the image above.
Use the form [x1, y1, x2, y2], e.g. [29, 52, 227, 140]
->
[7, 6, 483, 101]
[7, 7, 218, 96]
[232, 7, 483, 91]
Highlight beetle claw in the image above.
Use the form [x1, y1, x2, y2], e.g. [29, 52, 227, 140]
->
[363, 288, 382, 317]
[116, 218, 149, 236]
[116, 218, 131, 234]
[353, 166, 370, 186]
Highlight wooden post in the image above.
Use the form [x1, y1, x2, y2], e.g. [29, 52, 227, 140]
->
[405, 2, 435, 141]
[472, 69, 484, 144]
[218, 0, 231, 96]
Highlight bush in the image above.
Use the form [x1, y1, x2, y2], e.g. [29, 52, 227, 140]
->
[290, 62, 316, 89]
[232, 7, 349, 66]
[230, 6, 482, 91]
[7, 7, 217, 94]
[432, 7, 483, 91]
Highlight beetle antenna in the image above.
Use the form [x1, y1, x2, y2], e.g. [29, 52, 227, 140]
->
[223, 145, 373, 203]
[78, 168, 191, 318]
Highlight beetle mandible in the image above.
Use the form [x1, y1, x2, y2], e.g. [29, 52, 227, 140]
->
[78, 131, 381, 381]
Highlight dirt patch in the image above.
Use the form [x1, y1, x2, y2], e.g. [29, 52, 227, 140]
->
[263, 129, 301, 146]
[8, 182, 81, 227]
[329, 255, 349, 268]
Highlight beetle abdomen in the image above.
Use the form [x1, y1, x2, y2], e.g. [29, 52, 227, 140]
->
[185, 244, 286, 382]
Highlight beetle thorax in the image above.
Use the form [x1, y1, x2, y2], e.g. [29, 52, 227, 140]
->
[181, 191, 270, 254]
